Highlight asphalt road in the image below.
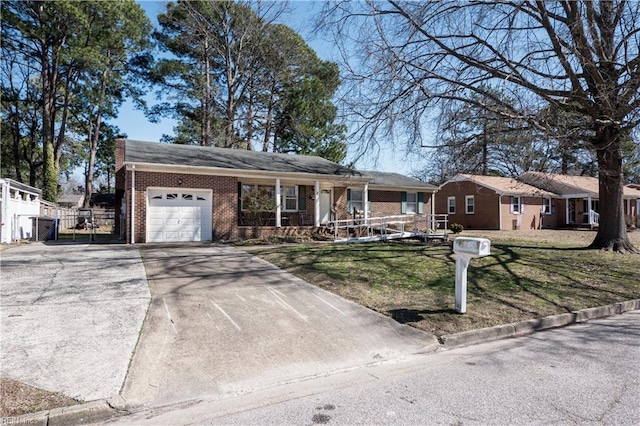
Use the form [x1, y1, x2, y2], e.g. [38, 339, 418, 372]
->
[112, 310, 640, 425]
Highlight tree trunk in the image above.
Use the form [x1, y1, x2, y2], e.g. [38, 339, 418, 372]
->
[11, 114, 23, 183]
[589, 129, 638, 253]
[84, 64, 108, 208]
[202, 40, 211, 147]
[41, 44, 58, 201]
[263, 86, 276, 152]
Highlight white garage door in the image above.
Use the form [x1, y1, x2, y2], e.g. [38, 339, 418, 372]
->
[147, 189, 212, 243]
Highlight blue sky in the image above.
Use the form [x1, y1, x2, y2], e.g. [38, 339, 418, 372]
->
[112, 0, 419, 175]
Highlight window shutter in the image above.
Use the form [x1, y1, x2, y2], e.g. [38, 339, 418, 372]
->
[401, 191, 407, 214]
[417, 192, 425, 214]
[347, 188, 352, 212]
[298, 185, 306, 211]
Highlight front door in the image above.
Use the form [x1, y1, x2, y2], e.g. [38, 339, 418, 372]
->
[568, 199, 576, 224]
[319, 190, 332, 224]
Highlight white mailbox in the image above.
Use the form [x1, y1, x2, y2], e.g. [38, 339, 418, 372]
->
[453, 237, 491, 314]
[453, 237, 491, 257]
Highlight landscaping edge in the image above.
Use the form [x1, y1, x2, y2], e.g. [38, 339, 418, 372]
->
[6, 301, 640, 424]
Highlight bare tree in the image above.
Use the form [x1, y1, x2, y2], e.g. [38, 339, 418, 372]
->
[321, 1, 640, 252]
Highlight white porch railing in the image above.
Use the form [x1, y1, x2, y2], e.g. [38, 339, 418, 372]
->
[328, 214, 449, 243]
[589, 210, 600, 227]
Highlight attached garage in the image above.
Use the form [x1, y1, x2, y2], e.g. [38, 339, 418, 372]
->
[146, 188, 212, 242]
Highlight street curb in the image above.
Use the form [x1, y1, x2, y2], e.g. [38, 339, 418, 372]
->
[9, 397, 126, 426]
[440, 299, 640, 349]
[9, 301, 640, 424]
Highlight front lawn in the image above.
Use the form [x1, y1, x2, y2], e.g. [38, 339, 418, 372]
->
[246, 233, 640, 336]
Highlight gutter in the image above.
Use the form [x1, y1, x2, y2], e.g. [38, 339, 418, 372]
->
[124, 162, 371, 185]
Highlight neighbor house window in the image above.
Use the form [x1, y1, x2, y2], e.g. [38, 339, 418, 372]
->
[282, 186, 298, 211]
[465, 195, 474, 214]
[510, 196, 524, 214]
[405, 192, 417, 214]
[541, 197, 553, 215]
[447, 197, 456, 214]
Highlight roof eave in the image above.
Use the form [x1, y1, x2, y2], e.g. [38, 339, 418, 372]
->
[125, 162, 371, 184]
[368, 184, 438, 192]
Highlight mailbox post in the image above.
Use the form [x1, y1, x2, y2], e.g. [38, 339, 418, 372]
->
[452, 237, 491, 313]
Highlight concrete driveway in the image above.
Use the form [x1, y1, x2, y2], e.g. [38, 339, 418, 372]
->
[0, 243, 149, 401]
[122, 245, 438, 407]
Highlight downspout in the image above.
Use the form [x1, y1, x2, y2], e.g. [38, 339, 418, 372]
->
[363, 183, 369, 221]
[314, 181, 320, 227]
[130, 165, 135, 244]
[275, 178, 281, 228]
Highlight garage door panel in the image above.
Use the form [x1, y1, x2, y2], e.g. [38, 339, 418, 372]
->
[146, 190, 212, 243]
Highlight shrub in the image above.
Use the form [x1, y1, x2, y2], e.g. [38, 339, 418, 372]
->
[449, 223, 464, 234]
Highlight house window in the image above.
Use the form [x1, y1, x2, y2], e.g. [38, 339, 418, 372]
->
[465, 195, 474, 214]
[241, 184, 299, 211]
[541, 197, 553, 215]
[282, 186, 298, 211]
[348, 189, 364, 213]
[405, 192, 417, 214]
[447, 197, 456, 214]
[241, 184, 276, 211]
[510, 196, 524, 214]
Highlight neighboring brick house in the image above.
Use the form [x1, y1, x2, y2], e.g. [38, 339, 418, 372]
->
[520, 172, 640, 226]
[435, 174, 558, 230]
[115, 139, 437, 243]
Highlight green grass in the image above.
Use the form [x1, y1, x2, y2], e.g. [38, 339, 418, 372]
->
[247, 239, 640, 336]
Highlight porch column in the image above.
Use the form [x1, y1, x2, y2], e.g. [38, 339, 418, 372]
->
[363, 183, 369, 221]
[565, 198, 570, 225]
[587, 196, 592, 224]
[275, 178, 281, 228]
[498, 195, 503, 230]
[314, 181, 320, 227]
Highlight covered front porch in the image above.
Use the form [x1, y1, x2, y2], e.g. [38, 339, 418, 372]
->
[562, 196, 599, 228]
[237, 175, 370, 229]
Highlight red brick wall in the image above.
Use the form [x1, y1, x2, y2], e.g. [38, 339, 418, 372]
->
[368, 190, 433, 217]
[369, 190, 401, 216]
[436, 181, 501, 229]
[334, 187, 348, 220]
[123, 171, 238, 243]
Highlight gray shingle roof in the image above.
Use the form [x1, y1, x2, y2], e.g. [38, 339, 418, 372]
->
[361, 171, 438, 190]
[124, 140, 361, 177]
